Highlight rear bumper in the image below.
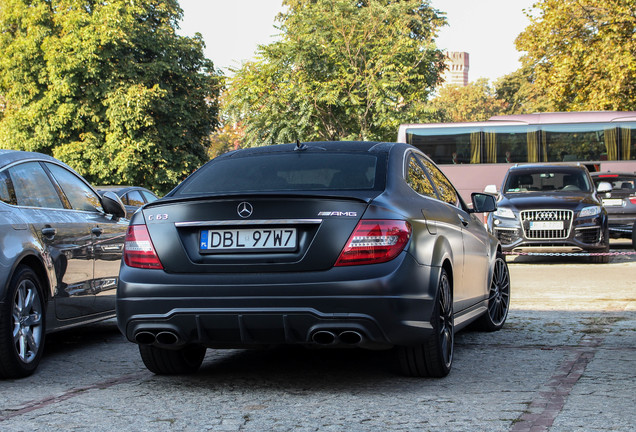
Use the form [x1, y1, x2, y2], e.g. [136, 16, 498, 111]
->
[116, 253, 438, 349]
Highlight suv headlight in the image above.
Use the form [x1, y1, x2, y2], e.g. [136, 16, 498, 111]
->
[495, 207, 515, 219]
[579, 206, 601, 217]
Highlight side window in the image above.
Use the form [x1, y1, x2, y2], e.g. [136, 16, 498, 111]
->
[0, 170, 17, 205]
[45, 163, 103, 212]
[126, 190, 144, 207]
[417, 155, 460, 207]
[8, 162, 64, 208]
[141, 190, 158, 203]
[406, 155, 437, 198]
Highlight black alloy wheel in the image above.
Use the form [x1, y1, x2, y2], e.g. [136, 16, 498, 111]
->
[139, 344, 207, 375]
[0, 266, 46, 379]
[398, 268, 454, 378]
[478, 252, 510, 332]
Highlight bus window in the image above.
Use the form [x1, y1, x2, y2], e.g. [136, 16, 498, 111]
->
[406, 127, 479, 164]
[618, 123, 636, 160]
[483, 126, 531, 164]
[541, 123, 614, 162]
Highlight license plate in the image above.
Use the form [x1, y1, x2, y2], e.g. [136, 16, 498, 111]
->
[529, 221, 563, 230]
[602, 198, 623, 207]
[200, 228, 297, 252]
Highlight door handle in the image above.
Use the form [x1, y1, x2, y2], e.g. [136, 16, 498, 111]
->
[92, 227, 103, 237]
[41, 227, 56, 239]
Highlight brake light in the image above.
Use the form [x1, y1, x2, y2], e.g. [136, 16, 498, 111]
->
[335, 220, 411, 266]
[123, 225, 164, 269]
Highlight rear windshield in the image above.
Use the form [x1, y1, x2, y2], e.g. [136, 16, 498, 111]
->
[174, 153, 383, 196]
[592, 175, 636, 191]
[504, 170, 592, 193]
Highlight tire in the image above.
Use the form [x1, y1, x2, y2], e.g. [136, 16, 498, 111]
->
[632, 220, 636, 251]
[139, 344, 206, 375]
[0, 266, 46, 379]
[592, 224, 610, 264]
[477, 252, 510, 332]
[398, 268, 453, 378]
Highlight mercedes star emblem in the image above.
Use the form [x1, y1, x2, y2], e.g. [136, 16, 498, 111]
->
[237, 202, 253, 218]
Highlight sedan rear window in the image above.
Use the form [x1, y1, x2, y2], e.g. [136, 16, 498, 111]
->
[592, 175, 636, 191]
[175, 153, 381, 195]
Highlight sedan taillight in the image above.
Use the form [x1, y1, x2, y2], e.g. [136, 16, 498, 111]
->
[335, 220, 411, 266]
[124, 225, 163, 269]
[630, 197, 636, 205]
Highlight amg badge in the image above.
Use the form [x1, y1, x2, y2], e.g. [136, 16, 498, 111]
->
[318, 211, 357, 217]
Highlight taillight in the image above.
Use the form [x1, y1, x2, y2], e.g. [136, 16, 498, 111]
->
[123, 225, 163, 269]
[335, 220, 411, 266]
[630, 197, 636, 205]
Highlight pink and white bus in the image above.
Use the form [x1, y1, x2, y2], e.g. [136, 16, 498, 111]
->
[398, 111, 636, 200]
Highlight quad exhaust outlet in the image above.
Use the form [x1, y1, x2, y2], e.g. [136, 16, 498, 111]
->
[133, 329, 181, 346]
[311, 329, 365, 345]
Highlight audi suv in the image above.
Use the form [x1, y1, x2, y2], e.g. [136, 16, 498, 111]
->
[487, 164, 609, 263]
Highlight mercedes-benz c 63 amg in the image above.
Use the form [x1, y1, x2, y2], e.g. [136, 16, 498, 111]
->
[116, 141, 510, 378]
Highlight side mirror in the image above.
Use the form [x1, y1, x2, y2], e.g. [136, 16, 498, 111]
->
[101, 191, 126, 219]
[470, 192, 497, 213]
[597, 181, 612, 193]
[484, 184, 497, 194]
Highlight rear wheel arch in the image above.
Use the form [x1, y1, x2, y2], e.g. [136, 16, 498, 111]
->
[14, 254, 51, 304]
[3, 253, 51, 304]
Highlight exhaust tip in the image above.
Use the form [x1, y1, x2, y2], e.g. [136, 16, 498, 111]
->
[134, 331, 156, 345]
[311, 330, 336, 345]
[339, 330, 363, 345]
[155, 331, 179, 345]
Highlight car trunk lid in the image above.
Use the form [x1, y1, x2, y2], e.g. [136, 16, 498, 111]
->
[142, 194, 371, 273]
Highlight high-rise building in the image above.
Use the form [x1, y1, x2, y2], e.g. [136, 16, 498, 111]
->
[443, 52, 469, 87]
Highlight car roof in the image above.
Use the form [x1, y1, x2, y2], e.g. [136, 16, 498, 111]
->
[0, 149, 64, 169]
[507, 163, 589, 173]
[215, 141, 398, 160]
[590, 171, 636, 177]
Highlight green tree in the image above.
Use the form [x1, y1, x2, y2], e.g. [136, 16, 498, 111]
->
[225, 0, 446, 146]
[0, 0, 219, 194]
[428, 79, 508, 122]
[494, 66, 552, 115]
[516, 0, 636, 111]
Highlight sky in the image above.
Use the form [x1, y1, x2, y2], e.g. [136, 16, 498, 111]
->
[178, 0, 537, 82]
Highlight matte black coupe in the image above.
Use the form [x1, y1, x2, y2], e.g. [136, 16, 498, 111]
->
[116, 141, 510, 377]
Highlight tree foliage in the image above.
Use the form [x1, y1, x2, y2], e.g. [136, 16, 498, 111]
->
[0, 0, 220, 193]
[493, 66, 552, 115]
[224, 0, 446, 146]
[427, 79, 508, 122]
[516, 0, 636, 111]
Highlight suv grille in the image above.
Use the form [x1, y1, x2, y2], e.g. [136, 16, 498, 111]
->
[521, 209, 573, 240]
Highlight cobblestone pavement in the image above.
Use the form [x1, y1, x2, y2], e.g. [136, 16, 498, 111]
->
[1, 243, 634, 431]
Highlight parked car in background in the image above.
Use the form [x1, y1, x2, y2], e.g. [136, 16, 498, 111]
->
[487, 164, 610, 263]
[97, 186, 159, 219]
[117, 141, 510, 378]
[0, 150, 128, 379]
[590, 172, 636, 240]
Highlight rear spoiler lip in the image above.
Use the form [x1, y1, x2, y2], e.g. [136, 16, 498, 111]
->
[143, 192, 376, 208]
